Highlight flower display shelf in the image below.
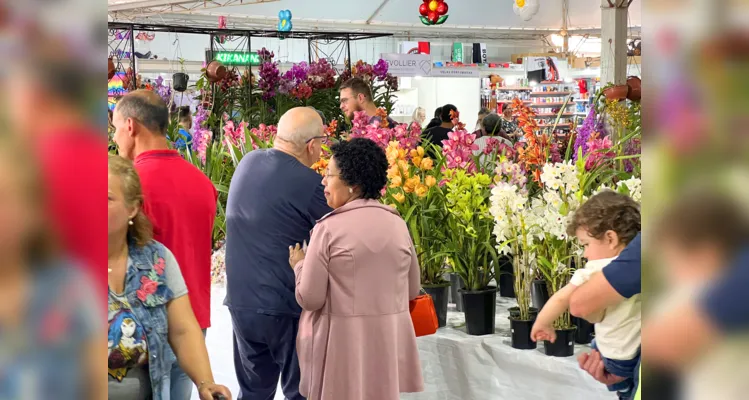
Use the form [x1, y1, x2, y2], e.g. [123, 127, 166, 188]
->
[530, 103, 569, 107]
[530, 92, 573, 97]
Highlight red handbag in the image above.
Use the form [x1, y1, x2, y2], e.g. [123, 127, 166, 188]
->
[409, 290, 439, 337]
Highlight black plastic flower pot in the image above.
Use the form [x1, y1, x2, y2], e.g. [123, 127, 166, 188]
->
[172, 72, 189, 92]
[423, 283, 450, 328]
[572, 316, 595, 344]
[531, 279, 550, 311]
[459, 287, 498, 336]
[543, 327, 577, 357]
[497, 256, 515, 298]
[509, 316, 537, 350]
[449, 273, 464, 312]
[508, 306, 538, 320]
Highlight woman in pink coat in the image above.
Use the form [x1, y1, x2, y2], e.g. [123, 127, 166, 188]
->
[289, 138, 424, 400]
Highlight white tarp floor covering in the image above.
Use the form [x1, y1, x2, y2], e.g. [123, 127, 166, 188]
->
[195, 286, 613, 400]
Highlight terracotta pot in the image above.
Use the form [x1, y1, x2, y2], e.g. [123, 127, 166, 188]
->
[206, 60, 227, 83]
[603, 84, 628, 101]
[108, 58, 116, 80]
[626, 76, 641, 102]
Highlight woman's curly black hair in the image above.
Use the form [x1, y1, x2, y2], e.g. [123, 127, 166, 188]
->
[330, 138, 388, 200]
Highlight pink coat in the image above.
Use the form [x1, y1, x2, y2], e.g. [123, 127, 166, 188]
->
[294, 199, 424, 400]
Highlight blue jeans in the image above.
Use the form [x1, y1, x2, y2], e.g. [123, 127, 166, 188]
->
[229, 309, 304, 400]
[170, 329, 208, 400]
[591, 339, 641, 399]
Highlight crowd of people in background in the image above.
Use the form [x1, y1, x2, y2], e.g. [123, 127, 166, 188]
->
[98, 78, 659, 400]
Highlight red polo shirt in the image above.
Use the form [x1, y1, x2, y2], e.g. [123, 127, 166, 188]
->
[38, 127, 107, 301]
[135, 150, 217, 329]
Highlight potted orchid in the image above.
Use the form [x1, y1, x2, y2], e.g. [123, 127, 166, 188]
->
[490, 158, 542, 349]
[383, 140, 451, 327]
[440, 168, 500, 335]
[532, 161, 583, 357]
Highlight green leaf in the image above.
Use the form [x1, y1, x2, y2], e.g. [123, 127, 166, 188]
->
[419, 16, 431, 25]
[437, 14, 448, 24]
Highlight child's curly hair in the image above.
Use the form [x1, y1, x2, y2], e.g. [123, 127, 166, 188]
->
[567, 190, 641, 245]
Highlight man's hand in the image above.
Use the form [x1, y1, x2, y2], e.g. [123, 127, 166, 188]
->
[578, 350, 626, 386]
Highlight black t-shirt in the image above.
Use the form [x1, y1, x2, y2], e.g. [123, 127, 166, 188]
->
[424, 118, 441, 132]
[422, 126, 452, 148]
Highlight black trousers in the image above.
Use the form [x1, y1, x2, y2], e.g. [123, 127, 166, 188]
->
[229, 309, 305, 400]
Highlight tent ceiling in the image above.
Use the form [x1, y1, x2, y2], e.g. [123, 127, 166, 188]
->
[109, 0, 641, 40]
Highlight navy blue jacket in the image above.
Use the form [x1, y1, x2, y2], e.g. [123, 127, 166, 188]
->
[224, 149, 332, 316]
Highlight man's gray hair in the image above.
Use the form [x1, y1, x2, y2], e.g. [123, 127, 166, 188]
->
[115, 90, 169, 135]
[276, 108, 323, 147]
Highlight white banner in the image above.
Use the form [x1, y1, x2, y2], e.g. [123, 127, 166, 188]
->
[380, 53, 432, 77]
[401, 41, 418, 54]
[429, 67, 480, 78]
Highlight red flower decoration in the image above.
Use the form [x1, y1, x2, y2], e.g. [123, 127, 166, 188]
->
[154, 257, 166, 276]
[137, 276, 159, 302]
[419, 0, 449, 25]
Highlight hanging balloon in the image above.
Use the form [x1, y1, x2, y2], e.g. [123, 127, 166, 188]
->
[278, 10, 293, 32]
[419, 0, 448, 26]
[215, 16, 228, 44]
[513, 0, 540, 22]
[135, 32, 155, 41]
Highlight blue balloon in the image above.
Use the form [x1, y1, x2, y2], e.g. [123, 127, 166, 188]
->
[278, 9, 292, 32]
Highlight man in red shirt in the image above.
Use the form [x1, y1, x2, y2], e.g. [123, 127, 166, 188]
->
[6, 53, 108, 301]
[112, 90, 217, 400]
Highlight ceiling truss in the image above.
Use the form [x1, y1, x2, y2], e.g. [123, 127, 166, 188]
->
[109, 0, 279, 19]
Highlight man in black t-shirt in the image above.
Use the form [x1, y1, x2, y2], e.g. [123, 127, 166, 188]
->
[422, 104, 458, 150]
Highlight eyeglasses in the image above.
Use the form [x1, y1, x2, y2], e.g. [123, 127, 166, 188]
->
[325, 170, 340, 177]
[305, 135, 327, 144]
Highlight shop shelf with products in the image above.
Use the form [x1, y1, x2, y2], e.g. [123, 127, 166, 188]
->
[528, 80, 576, 128]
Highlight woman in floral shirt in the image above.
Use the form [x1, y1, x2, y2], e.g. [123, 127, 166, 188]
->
[108, 155, 231, 400]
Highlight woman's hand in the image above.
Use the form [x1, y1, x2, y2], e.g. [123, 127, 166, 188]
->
[198, 382, 232, 400]
[530, 322, 557, 343]
[289, 242, 306, 268]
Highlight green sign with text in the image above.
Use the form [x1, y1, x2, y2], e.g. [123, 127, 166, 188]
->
[211, 51, 261, 66]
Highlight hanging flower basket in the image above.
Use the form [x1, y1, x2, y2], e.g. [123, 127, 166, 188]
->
[206, 60, 227, 83]
[626, 76, 641, 102]
[108, 58, 116, 80]
[172, 72, 189, 92]
[603, 84, 629, 101]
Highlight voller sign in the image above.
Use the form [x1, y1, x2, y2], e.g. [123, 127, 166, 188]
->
[380, 53, 432, 77]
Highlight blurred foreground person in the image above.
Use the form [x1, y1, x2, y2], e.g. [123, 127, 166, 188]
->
[289, 138, 424, 400]
[644, 191, 749, 400]
[6, 53, 107, 298]
[224, 107, 331, 399]
[0, 135, 103, 399]
[112, 90, 217, 400]
[108, 155, 231, 400]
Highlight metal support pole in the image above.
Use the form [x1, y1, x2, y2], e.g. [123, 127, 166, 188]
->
[346, 36, 352, 73]
[209, 33, 218, 146]
[129, 25, 136, 90]
[308, 38, 312, 64]
[247, 33, 253, 121]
